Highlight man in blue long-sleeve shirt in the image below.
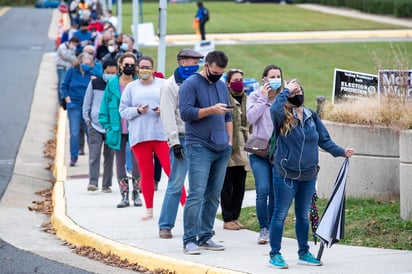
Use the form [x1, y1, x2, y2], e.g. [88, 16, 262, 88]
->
[179, 50, 233, 255]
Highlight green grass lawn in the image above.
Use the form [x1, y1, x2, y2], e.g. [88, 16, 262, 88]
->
[118, 2, 407, 34]
[141, 42, 412, 109]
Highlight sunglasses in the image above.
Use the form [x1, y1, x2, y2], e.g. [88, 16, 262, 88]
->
[123, 63, 135, 67]
[229, 68, 243, 74]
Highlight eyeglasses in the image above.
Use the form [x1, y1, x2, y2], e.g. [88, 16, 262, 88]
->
[139, 66, 153, 70]
[123, 63, 135, 67]
[229, 68, 243, 74]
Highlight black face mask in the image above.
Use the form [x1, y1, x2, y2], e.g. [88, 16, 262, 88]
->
[122, 66, 135, 76]
[288, 94, 304, 107]
[206, 66, 222, 83]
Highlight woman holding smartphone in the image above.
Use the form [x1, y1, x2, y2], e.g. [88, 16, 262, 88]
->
[246, 64, 284, 244]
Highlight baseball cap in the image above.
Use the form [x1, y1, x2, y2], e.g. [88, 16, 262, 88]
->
[177, 48, 204, 60]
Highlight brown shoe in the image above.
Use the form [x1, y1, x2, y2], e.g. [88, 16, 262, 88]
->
[159, 228, 172, 239]
[223, 221, 240, 230]
[234, 220, 245, 229]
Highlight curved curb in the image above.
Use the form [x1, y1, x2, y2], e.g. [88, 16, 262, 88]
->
[50, 92, 243, 274]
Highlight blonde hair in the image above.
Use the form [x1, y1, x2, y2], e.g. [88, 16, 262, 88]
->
[74, 53, 94, 68]
[279, 80, 303, 136]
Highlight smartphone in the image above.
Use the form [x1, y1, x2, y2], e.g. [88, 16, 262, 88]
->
[261, 77, 268, 86]
[225, 105, 235, 109]
[142, 104, 149, 108]
[152, 107, 159, 111]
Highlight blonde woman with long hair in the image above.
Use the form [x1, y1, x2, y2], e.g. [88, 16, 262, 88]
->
[268, 79, 354, 269]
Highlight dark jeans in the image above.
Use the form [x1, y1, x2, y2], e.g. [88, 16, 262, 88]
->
[115, 134, 139, 180]
[220, 165, 247, 222]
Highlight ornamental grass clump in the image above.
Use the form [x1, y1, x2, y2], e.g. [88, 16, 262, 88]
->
[323, 97, 412, 130]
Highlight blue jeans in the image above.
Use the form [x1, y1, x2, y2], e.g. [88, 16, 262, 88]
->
[67, 107, 88, 159]
[249, 154, 274, 230]
[269, 169, 316, 258]
[158, 137, 187, 230]
[183, 144, 232, 246]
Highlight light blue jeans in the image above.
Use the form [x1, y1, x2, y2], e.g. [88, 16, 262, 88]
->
[158, 137, 187, 230]
[67, 106, 88, 159]
[183, 144, 232, 246]
[249, 154, 274, 230]
[269, 169, 316, 258]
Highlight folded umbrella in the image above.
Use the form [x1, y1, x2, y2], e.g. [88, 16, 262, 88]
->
[315, 158, 349, 260]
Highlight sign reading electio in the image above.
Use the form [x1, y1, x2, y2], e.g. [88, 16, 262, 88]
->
[332, 68, 378, 104]
[378, 70, 412, 99]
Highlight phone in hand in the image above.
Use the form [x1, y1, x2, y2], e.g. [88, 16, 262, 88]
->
[225, 105, 235, 109]
[152, 107, 159, 111]
[261, 77, 268, 86]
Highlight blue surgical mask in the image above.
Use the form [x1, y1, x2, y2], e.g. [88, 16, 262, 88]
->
[103, 73, 116, 82]
[81, 64, 91, 72]
[177, 65, 199, 80]
[269, 78, 282, 90]
[120, 43, 128, 51]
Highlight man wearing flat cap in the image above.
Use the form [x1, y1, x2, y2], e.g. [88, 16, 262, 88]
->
[158, 48, 203, 239]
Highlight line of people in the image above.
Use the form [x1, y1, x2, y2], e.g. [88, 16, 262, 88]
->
[59, 40, 354, 269]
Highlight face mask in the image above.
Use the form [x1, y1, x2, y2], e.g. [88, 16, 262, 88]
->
[120, 43, 128, 51]
[81, 64, 91, 72]
[288, 94, 304, 107]
[122, 65, 135, 76]
[138, 69, 153, 80]
[269, 78, 282, 90]
[103, 73, 116, 82]
[206, 66, 222, 83]
[177, 65, 199, 80]
[107, 45, 115, 53]
[230, 81, 244, 93]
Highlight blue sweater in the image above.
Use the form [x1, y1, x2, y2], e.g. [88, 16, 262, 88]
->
[62, 66, 93, 109]
[270, 88, 344, 181]
[179, 73, 232, 152]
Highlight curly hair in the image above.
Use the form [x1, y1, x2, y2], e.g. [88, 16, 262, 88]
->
[280, 81, 304, 136]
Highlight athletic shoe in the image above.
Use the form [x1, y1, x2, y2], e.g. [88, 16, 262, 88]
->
[102, 187, 112, 193]
[298, 252, 323, 266]
[199, 238, 225, 251]
[87, 184, 98, 191]
[257, 227, 269, 244]
[269, 254, 288, 269]
[183, 242, 201, 255]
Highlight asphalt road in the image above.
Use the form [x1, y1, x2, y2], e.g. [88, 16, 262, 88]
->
[0, 7, 93, 274]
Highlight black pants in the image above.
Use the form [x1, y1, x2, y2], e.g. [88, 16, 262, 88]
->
[220, 166, 247, 222]
[199, 19, 207, 40]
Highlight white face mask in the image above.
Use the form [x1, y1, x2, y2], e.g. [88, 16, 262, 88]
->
[108, 45, 115, 53]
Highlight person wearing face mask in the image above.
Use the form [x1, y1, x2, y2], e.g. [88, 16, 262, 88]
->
[62, 53, 95, 166]
[56, 36, 79, 107]
[82, 59, 118, 193]
[101, 38, 119, 63]
[178, 50, 233, 255]
[268, 80, 354, 269]
[119, 56, 170, 221]
[220, 68, 251, 231]
[246, 64, 284, 245]
[115, 35, 143, 61]
[99, 52, 143, 208]
[157, 48, 203, 239]
[73, 20, 93, 56]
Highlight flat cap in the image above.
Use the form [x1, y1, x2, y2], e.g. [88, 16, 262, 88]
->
[177, 48, 204, 60]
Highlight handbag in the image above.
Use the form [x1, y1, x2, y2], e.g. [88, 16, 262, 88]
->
[244, 136, 269, 158]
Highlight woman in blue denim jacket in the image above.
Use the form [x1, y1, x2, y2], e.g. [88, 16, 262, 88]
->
[268, 79, 354, 269]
